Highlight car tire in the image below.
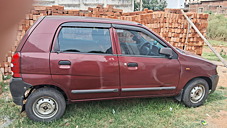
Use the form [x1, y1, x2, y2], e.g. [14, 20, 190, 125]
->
[182, 78, 209, 107]
[25, 87, 66, 122]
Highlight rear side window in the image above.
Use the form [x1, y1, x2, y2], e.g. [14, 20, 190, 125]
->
[57, 27, 112, 54]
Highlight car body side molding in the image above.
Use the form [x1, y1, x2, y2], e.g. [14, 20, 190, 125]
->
[71, 89, 119, 94]
[122, 87, 176, 92]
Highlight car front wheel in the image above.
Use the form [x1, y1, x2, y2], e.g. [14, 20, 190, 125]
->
[182, 78, 209, 107]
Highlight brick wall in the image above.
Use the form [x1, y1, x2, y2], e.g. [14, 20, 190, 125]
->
[189, 0, 227, 14]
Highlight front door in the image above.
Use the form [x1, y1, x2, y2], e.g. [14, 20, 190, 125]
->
[113, 25, 181, 96]
[50, 23, 120, 100]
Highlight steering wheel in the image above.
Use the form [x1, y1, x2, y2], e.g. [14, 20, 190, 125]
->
[139, 42, 152, 55]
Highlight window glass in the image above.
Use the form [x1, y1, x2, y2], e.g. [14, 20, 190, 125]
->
[58, 27, 112, 54]
[116, 29, 166, 57]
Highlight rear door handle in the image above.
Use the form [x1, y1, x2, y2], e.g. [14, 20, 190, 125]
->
[127, 62, 138, 67]
[59, 60, 71, 65]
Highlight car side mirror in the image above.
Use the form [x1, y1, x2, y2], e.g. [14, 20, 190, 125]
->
[160, 47, 173, 59]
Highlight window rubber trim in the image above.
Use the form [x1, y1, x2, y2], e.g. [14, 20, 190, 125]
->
[61, 22, 111, 28]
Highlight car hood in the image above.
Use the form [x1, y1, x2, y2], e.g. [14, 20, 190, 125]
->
[183, 50, 216, 65]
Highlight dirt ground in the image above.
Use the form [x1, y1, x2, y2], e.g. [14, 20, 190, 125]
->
[204, 64, 227, 128]
[203, 63, 227, 128]
[203, 45, 227, 88]
[206, 110, 227, 128]
[217, 65, 227, 88]
[203, 45, 227, 128]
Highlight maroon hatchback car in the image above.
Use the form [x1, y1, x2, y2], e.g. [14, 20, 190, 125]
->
[10, 16, 219, 122]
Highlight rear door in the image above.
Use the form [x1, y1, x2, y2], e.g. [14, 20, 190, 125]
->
[113, 24, 181, 96]
[50, 23, 120, 100]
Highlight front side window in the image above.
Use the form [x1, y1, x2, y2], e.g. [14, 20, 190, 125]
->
[58, 27, 112, 54]
[116, 29, 166, 57]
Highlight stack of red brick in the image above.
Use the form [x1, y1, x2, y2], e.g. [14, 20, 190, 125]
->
[0, 5, 209, 75]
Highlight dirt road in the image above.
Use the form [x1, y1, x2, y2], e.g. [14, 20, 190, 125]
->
[206, 63, 227, 128]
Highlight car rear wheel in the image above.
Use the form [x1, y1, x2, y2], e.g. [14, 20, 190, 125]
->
[182, 78, 209, 107]
[25, 88, 66, 122]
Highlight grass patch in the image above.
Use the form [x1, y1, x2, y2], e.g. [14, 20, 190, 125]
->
[0, 81, 10, 93]
[1, 76, 226, 127]
[219, 86, 227, 90]
[0, 88, 226, 128]
[202, 50, 227, 61]
[0, 75, 11, 93]
[202, 40, 227, 61]
[208, 40, 227, 47]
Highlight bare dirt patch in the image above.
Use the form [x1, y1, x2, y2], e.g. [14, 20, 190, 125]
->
[207, 60, 227, 88]
[204, 62, 227, 128]
[206, 110, 227, 128]
[203, 46, 227, 53]
[217, 66, 227, 88]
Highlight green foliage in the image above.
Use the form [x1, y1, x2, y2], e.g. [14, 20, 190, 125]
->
[134, 1, 140, 11]
[207, 14, 227, 41]
[134, 0, 167, 11]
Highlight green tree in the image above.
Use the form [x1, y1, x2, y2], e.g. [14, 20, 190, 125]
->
[134, 1, 140, 11]
[134, 0, 167, 11]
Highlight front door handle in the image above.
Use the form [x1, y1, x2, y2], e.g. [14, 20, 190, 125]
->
[59, 60, 71, 65]
[127, 62, 138, 67]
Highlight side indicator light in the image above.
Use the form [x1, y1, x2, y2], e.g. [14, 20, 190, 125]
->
[186, 68, 191, 71]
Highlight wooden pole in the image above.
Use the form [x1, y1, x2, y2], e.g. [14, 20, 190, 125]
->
[184, 16, 192, 50]
[140, 0, 143, 11]
[181, 9, 227, 67]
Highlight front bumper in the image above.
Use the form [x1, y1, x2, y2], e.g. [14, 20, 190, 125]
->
[210, 75, 219, 93]
[10, 78, 32, 105]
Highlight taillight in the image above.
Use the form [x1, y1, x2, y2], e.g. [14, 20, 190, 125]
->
[11, 52, 21, 77]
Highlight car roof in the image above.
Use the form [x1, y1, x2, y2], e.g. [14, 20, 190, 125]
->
[44, 16, 140, 26]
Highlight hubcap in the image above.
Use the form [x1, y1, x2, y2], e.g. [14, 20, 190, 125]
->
[190, 84, 205, 103]
[32, 97, 58, 119]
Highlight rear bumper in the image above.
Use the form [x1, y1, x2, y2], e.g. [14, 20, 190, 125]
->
[210, 75, 219, 93]
[10, 78, 32, 105]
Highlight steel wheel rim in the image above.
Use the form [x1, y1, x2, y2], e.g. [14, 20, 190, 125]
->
[32, 97, 58, 119]
[190, 84, 205, 104]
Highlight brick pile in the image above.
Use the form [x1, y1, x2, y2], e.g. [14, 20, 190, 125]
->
[0, 5, 209, 75]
